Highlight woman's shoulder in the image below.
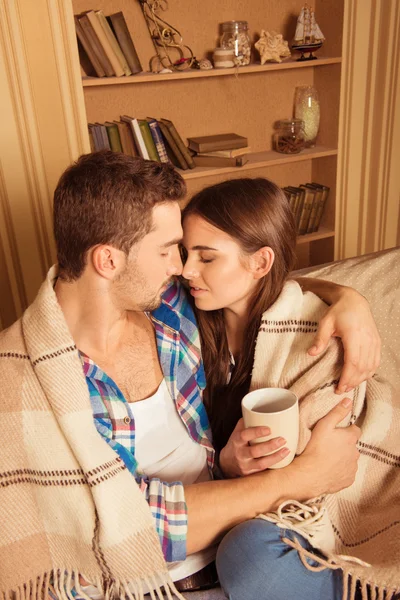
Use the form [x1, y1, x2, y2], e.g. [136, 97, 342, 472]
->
[260, 279, 328, 324]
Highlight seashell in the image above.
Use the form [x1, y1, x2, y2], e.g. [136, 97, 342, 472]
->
[199, 58, 213, 71]
[255, 30, 291, 65]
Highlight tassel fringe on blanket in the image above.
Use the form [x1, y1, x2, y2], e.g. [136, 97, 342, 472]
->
[251, 280, 400, 597]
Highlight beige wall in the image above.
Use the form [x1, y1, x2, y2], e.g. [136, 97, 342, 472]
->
[0, 0, 399, 330]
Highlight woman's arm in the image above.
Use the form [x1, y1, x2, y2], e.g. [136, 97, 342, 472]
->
[185, 399, 359, 553]
[295, 277, 381, 393]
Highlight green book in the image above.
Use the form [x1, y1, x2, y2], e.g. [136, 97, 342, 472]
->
[105, 122, 123, 152]
[138, 120, 160, 162]
[304, 184, 322, 233]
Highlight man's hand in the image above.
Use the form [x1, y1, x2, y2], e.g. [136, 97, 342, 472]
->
[219, 418, 289, 477]
[308, 286, 381, 393]
[285, 398, 361, 498]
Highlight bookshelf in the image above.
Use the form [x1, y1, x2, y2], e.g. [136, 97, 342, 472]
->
[72, 0, 344, 269]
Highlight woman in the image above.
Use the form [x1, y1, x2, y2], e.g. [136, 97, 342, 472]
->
[181, 178, 399, 600]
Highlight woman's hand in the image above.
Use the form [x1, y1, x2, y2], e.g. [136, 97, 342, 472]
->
[307, 285, 381, 393]
[286, 398, 361, 498]
[219, 418, 290, 478]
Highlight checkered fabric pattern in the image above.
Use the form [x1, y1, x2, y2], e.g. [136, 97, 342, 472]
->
[81, 279, 214, 563]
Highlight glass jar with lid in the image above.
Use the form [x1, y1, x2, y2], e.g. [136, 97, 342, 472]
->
[220, 21, 251, 66]
[273, 119, 306, 154]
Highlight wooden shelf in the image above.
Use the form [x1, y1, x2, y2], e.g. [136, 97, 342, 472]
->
[296, 227, 335, 244]
[179, 146, 338, 180]
[82, 57, 342, 87]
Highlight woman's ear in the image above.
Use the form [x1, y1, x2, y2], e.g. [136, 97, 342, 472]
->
[249, 247, 275, 280]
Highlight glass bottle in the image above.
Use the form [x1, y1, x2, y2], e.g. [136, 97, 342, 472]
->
[220, 21, 251, 66]
[273, 119, 306, 154]
[294, 86, 320, 147]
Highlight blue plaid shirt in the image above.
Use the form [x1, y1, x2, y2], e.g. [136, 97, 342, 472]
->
[81, 280, 214, 563]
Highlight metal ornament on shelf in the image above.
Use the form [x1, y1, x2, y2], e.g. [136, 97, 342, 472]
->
[292, 4, 325, 61]
[138, 0, 195, 72]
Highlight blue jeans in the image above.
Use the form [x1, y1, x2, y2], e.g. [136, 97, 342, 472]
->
[216, 519, 345, 600]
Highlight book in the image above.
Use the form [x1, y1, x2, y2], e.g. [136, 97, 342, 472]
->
[105, 122, 123, 152]
[160, 119, 195, 169]
[138, 120, 160, 162]
[120, 115, 149, 159]
[304, 184, 323, 233]
[196, 146, 251, 158]
[158, 120, 188, 170]
[193, 155, 248, 168]
[83, 10, 124, 77]
[298, 185, 317, 235]
[146, 119, 170, 163]
[96, 123, 111, 150]
[108, 12, 143, 74]
[78, 13, 115, 77]
[95, 10, 132, 76]
[114, 120, 138, 156]
[286, 186, 305, 231]
[74, 16, 105, 77]
[88, 124, 96, 151]
[187, 133, 248, 153]
[283, 187, 298, 217]
[310, 183, 330, 231]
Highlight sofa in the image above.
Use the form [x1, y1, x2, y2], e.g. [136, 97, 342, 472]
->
[185, 246, 400, 600]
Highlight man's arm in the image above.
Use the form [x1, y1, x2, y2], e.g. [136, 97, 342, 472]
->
[295, 277, 381, 393]
[185, 399, 359, 554]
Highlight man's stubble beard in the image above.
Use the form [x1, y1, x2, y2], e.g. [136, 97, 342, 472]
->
[114, 260, 166, 313]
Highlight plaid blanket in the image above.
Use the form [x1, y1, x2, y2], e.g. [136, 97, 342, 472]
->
[251, 275, 400, 599]
[0, 268, 184, 600]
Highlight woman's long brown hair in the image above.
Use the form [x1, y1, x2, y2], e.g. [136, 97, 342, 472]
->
[182, 178, 297, 452]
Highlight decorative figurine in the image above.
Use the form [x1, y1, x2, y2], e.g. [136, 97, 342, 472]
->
[138, 0, 195, 72]
[292, 4, 325, 61]
[255, 30, 291, 64]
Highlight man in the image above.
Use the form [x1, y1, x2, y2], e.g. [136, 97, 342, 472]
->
[0, 152, 379, 599]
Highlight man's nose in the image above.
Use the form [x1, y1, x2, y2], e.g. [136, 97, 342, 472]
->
[167, 247, 183, 277]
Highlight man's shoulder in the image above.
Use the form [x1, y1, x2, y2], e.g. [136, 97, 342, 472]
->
[0, 318, 26, 355]
[153, 278, 197, 329]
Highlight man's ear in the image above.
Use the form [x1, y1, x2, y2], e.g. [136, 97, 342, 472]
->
[91, 245, 125, 280]
[249, 247, 275, 280]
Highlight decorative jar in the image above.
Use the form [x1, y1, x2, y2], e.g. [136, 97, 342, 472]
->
[213, 47, 235, 68]
[294, 86, 320, 147]
[273, 119, 306, 154]
[220, 21, 251, 66]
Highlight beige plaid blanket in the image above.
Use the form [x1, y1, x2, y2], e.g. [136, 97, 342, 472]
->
[0, 268, 183, 600]
[251, 272, 400, 599]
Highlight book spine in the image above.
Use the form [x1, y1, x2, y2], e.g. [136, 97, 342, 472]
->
[158, 121, 188, 170]
[197, 147, 251, 158]
[96, 11, 132, 76]
[298, 188, 315, 235]
[129, 118, 150, 159]
[313, 188, 330, 231]
[108, 13, 142, 74]
[105, 123, 123, 152]
[74, 16, 105, 77]
[114, 121, 138, 156]
[147, 120, 170, 163]
[161, 120, 195, 169]
[306, 187, 321, 233]
[85, 10, 124, 76]
[188, 137, 248, 153]
[78, 14, 115, 77]
[138, 121, 160, 162]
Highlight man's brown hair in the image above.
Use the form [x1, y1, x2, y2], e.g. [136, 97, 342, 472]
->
[53, 150, 186, 280]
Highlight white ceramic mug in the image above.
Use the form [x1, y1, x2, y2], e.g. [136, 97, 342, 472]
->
[241, 388, 299, 469]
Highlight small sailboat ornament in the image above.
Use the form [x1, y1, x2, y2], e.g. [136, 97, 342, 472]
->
[292, 4, 325, 61]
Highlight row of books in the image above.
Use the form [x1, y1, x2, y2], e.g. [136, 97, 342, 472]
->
[88, 117, 196, 170]
[283, 183, 330, 235]
[75, 10, 142, 78]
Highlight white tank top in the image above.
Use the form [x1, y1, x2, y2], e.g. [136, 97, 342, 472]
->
[129, 379, 216, 583]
